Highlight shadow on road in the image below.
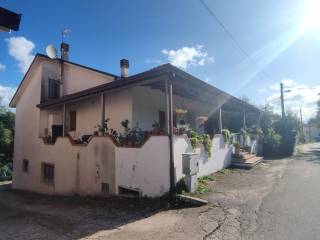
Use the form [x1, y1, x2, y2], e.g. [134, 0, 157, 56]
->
[0, 189, 172, 239]
[295, 144, 320, 164]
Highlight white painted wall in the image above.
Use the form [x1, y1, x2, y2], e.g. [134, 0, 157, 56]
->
[114, 136, 170, 197]
[173, 134, 233, 181]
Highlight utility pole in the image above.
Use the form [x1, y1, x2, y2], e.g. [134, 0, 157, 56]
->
[300, 105, 303, 132]
[280, 82, 285, 119]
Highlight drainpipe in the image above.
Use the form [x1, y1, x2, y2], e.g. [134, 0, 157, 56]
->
[165, 75, 175, 195]
[62, 103, 66, 136]
[100, 93, 105, 128]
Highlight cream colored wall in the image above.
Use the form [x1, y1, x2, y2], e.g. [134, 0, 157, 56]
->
[41, 59, 115, 100]
[106, 89, 133, 132]
[13, 62, 43, 190]
[63, 63, 114, 95]
[14, 137, 116, 196]
[132, 86, 214, 131]
[14, 135, 170, 197]
[66, 96, 101, 137]
[38, 89, 134, 139]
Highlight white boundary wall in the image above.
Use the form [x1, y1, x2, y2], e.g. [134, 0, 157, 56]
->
[173, 134, 233, 181]
[114, 136, 170, 197]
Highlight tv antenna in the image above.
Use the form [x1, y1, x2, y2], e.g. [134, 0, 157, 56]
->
[61, 28, 71, 43]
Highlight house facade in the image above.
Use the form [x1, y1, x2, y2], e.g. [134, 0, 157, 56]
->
[10, 48, 260, 197]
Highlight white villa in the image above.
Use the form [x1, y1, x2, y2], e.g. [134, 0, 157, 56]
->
[10, 44, 261, 197]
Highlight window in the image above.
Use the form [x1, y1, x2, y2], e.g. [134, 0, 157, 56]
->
[69, 111, 77, 131]
[48, 79, 60, 99]
[22, 159, 29, 172]
[42, 163, 54, 183]
[159, 110, 165, 129]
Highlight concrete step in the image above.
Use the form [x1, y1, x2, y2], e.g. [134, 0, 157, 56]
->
[231, 156, 263, 169]
[242, 153, 256, 160]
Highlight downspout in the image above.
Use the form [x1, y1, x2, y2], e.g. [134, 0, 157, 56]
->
[60, 58, 64, 97]
[165, 75, 176, 195]
[62, 103, 66, 136]
[100, 93, 105, 128]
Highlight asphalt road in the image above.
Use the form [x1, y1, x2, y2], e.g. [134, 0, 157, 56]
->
[0, 143, 320, 240]
[250, 143, 320, 240]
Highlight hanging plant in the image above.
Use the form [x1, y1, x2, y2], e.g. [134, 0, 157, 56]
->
[187, 129, 212, 157]
[175, 108, 188, 115]
[221, 129, 231, 143]
[241, 128, 248, 145]
[196, 116, 208, 122]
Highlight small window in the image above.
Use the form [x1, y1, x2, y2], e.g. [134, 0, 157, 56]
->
[48, 79, 60, 99]
[101, 182, 109, 195]
[69, 111, 77, 131]
[22, 159, 29, 172]
[42, 163, 54, 183]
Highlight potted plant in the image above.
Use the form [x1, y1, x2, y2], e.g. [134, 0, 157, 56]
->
[152, 121, 163, 135]
[233, 142, 240, 155]
[221, 129, 231, 143]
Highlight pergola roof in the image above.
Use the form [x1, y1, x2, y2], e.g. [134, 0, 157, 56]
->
[37, 62, 261, 114]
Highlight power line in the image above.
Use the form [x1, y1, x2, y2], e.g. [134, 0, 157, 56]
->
[199, 0, 275, 82]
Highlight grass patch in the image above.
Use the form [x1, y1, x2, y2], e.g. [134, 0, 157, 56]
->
[177, 170, 236, 196]
[194, 175, 217, 195]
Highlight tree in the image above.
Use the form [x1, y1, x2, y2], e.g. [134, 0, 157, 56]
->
[274, 111, 299, 157]
[0, 107, 15, 164]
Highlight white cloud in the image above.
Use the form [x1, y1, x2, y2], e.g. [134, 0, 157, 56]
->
[5, 37, 35, 73]
[0, 63, 6, 72]
[266, 78, 320, 121]
[0, 84, 16, 107]
[162, 45, 214, 69]
[258, 88, 266, 93]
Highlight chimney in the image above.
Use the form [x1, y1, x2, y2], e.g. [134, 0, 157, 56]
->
[120, 59, 129, 78]
[61, 43, 69, 61]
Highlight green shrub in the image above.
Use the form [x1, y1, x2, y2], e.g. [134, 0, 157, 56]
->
[274, 116, 298, 157]
[176, 178, 187, 194]
[263, 128, 281, 157]
[221, 129, 231, 143]
[187, 129, 212, 157]
[241, 128, 248, 144]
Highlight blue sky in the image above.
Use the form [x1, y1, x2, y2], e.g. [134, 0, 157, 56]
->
[0, 0, 320, 120]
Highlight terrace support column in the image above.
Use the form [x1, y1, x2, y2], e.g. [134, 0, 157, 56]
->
[219, 107, 223, 133]
[165, 76, 176, 195]
[243, 110, 246, 129]
[100, 93, 105, 128]
[62, 103, 66, 136]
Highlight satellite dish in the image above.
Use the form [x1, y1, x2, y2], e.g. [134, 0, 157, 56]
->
[46, 44, 57, 59]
